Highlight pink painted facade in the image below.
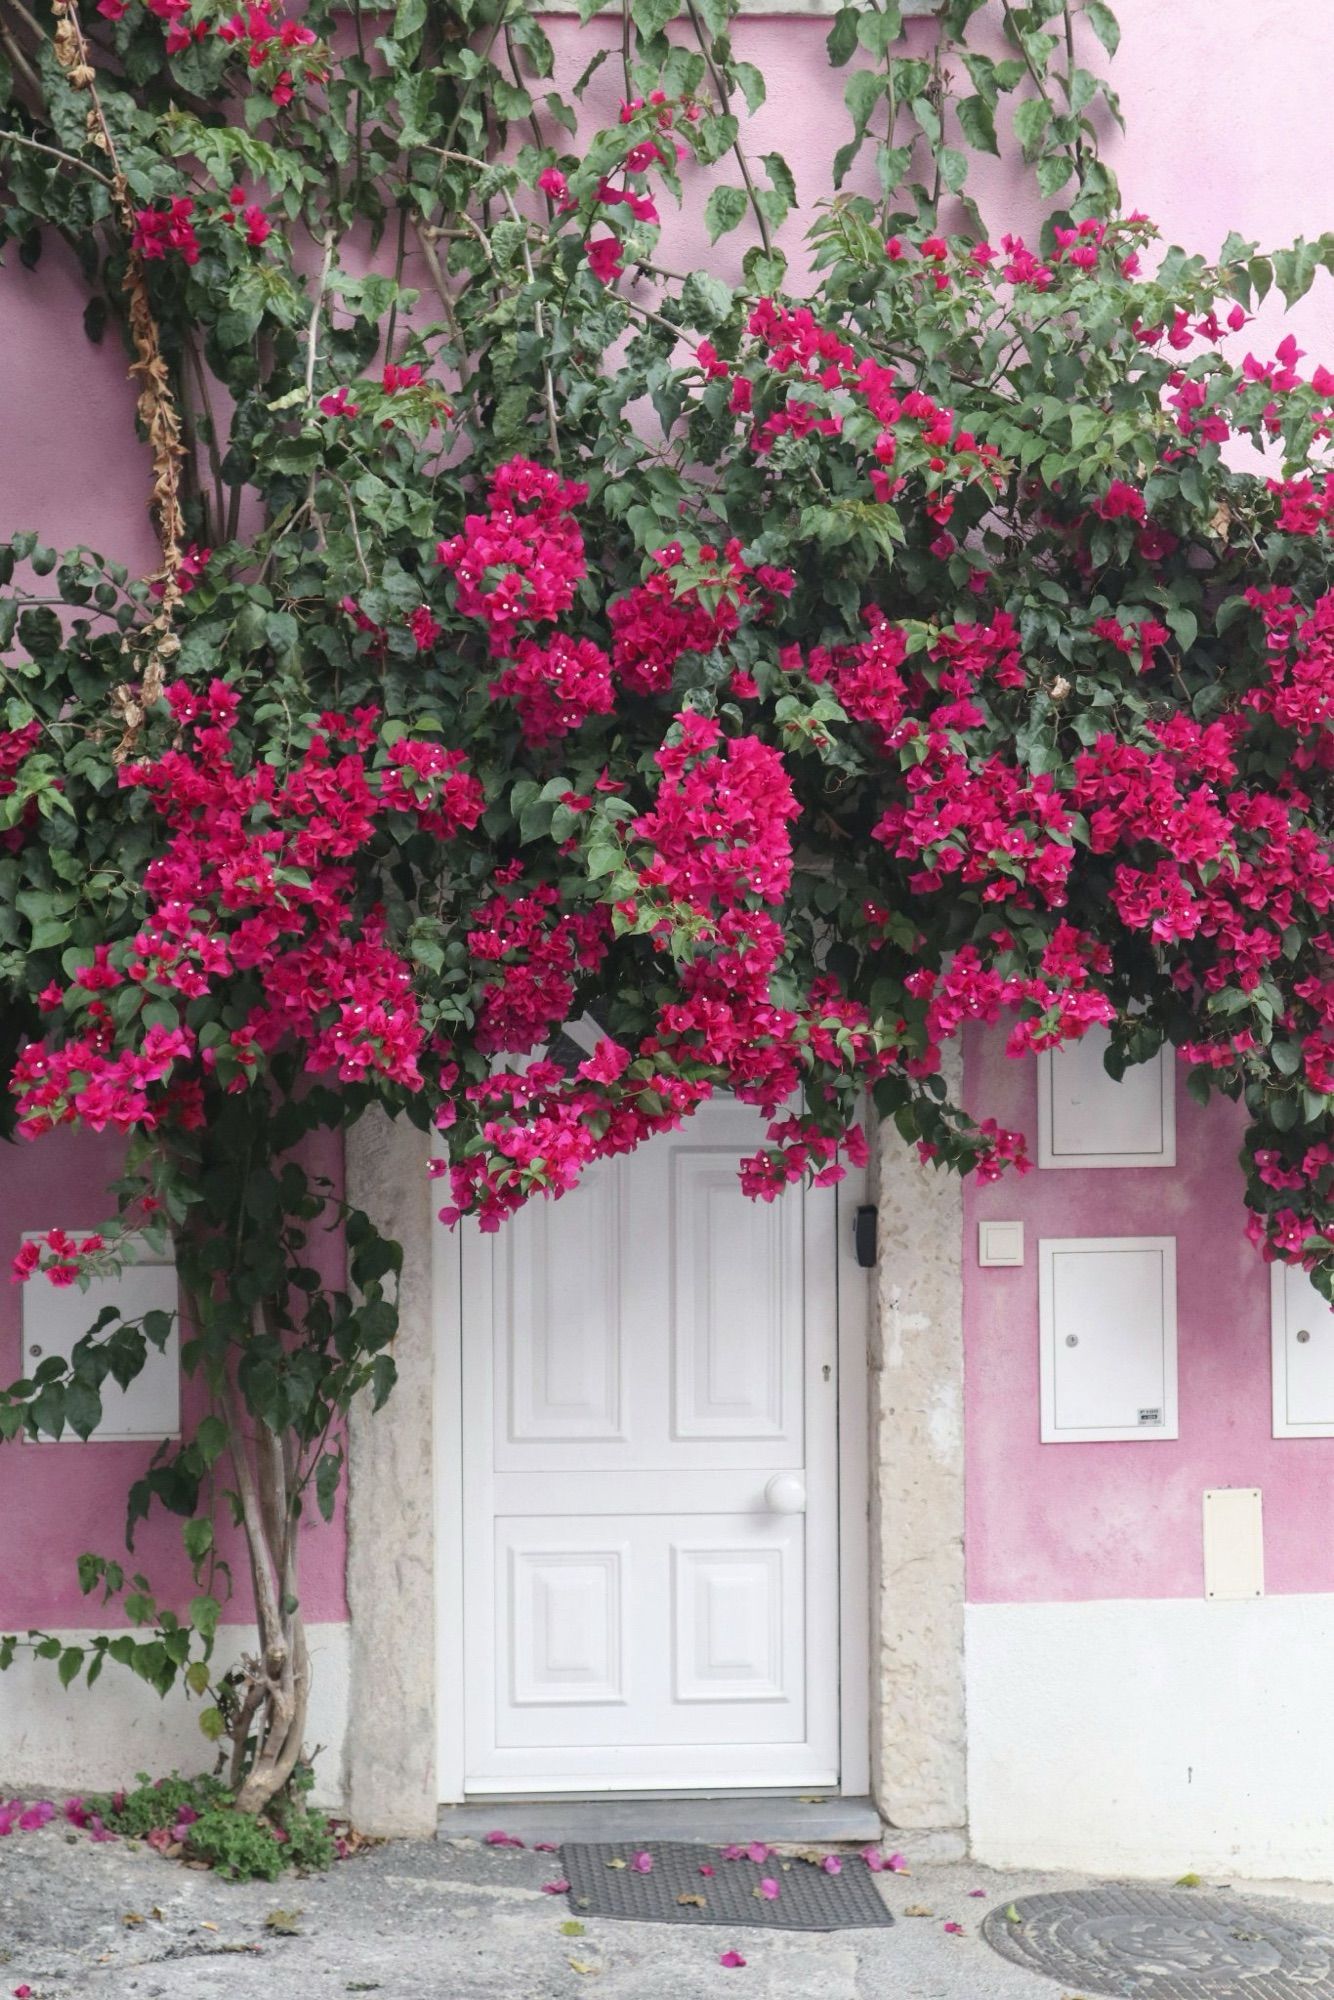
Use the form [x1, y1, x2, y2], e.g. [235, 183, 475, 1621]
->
[0, 1126, 348, 1631]
[6, 0, 1334, 1859]
[964, 1035, 1334, 1603]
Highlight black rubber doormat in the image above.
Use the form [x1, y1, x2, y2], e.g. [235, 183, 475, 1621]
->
[560, 1841, 895, 1931]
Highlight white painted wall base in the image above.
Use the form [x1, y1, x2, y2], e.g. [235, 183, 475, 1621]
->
[968, 1596, 1334, 1882]
[0, 1622, 349, 1808]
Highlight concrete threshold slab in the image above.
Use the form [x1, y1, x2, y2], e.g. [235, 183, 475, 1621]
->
[437, 1793, 883, 1845]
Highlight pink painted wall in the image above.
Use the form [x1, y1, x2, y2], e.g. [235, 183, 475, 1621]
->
[0, 1125, 349, 1629]
[6, 0, 1334, 1633]
[965, 1032, 1334, 1602]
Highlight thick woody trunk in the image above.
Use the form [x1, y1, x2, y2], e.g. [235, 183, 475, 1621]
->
[224, 1312, 312, 1816]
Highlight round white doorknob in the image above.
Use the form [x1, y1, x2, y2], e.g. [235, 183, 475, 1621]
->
[764, 1473, 807, 1515]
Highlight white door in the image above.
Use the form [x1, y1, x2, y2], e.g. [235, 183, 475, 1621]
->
[458, 1096, 842, 1793]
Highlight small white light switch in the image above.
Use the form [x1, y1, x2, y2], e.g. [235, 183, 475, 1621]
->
[979, 1220, 1024, 1268]
[1203, 1488, 1264, 1599]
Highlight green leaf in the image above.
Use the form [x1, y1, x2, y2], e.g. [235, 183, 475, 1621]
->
[856, 1, 902, 56]
[938, 145, 969, 192]
[956, 94, 999, 155]
[844, 67, 885, 143]
[1083, 0, 1120, 56]
[1012, 96, 1051, 158]
[761, 151, 797, 211]
[1165, 606, 1197, 654]
[680, 270, 734, 329]
[58, 1646, 85, 1689]
[189, 1593, 221, 1640]
[1035, 151, 1072, 197]
[183, 1517, 214, 1562]
[703, 185, 748, 243]
[630, 0, 678, 37]
[731, 61, 766, 114]
[64, 1379, 103, 1441]
[194, 1414, 228, 1468]
[826, 5, 859, 64]
[315, 1450, 342, 1523]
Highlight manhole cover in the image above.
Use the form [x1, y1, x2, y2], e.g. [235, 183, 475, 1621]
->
[560, 1842, 893, 1930]
[982, 1889, 1334, 1999]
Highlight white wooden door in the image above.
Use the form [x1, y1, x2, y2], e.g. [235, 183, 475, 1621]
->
[459, 1096, 841, 1793]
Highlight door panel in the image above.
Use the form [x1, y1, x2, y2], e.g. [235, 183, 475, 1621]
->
[461, 1096, 840, 1792]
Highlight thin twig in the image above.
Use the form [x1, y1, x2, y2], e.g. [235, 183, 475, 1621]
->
[383, 201, 408, 365]
[0, 126, 110, 185]
[304, 232, 336, 400]
[411, 219, 462, 348]
[331, 476, 373, 587]
[1061, 0, 1086, 186]
[682, 0, 772, 257]
[184, 335, 227, 541]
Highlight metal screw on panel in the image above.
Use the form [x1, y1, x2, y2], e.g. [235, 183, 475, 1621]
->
[1298, 1328, 1312, 1344]
[1065, 1334, 1079, 1348]
[28, 1344, 42, 1358]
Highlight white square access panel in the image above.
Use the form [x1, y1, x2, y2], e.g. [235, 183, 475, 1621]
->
[1038, 1236, 1178, 1442]
[1203, 1488, 1264, 1599]
[978, 1219, 1024, 1268]
[21, 1235, 180, 1441]
[1271, 1263, 1334, 1437]
[1038, 1026, 1176, 1169]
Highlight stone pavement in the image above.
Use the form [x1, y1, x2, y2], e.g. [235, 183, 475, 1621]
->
[4, 1823, 1334, 2000]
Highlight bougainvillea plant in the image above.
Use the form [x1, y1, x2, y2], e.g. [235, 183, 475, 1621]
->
[2, 0, 1334, 1812]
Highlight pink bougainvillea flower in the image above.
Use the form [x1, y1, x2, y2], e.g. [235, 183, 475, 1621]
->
[630, 1850, 653, 1874]
[131, 195, 200, 265]
[14, 1984, 33, 1996]
[699, 1864, 715, 1877]
[587, 235, 624, 285]
[944, 1921, 965, 1934]
[757, 1877, 780, 1900]
[541, 1879, 571, 1894]
[719, 1951, 747, 1968]
[720, 1844, 744, 1861]
[319, 385, 359, 419]
[886, 1852, 908, 1872]
[18, 1803, 54, 1830]
[484, 1830, 524, 1847]
[968, 1888, 986, 1897]
[821, 1854, 842, 1875]
[407, 605, 442, 653]
[745, 1842, 770, 1864]
[533, 1841, 559, 1852]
